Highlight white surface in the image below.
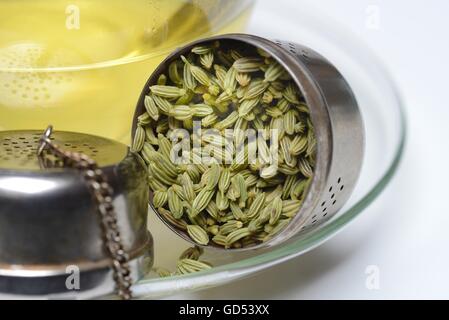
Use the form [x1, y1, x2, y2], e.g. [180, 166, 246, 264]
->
[170, 0, 449, 299]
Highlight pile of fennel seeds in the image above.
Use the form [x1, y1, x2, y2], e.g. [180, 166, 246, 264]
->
[152, 246, 212, 277]
[133, 40, 316, 249]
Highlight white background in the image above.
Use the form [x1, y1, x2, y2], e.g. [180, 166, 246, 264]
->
[172, 0, 449, 299]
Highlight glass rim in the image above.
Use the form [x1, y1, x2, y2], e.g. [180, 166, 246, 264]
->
[0, 1, 254, 73]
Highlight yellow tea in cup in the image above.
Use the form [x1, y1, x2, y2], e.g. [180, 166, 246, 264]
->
[0, 0, 253, 143]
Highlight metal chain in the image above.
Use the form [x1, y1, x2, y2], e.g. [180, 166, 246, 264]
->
[37, 125, 133, 300]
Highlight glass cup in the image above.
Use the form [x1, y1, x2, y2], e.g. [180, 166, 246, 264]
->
[0, 0, 254, 143]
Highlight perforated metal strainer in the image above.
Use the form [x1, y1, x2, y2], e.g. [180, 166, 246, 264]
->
[132, 34, 365, 250]
[0, 129, 153, 299]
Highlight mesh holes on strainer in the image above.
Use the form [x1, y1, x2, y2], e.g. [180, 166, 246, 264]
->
[0, 132, 99, 169]
[300, 177, 345, 231]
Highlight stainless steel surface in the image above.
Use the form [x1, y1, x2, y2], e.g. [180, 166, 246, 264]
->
[132, 33, 364, 251]
[0, 255, 149, 300]
[0, 130, 152, 298]
[37, 125, 134, 299]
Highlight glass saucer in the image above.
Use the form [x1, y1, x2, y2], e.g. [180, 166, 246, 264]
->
[130, 1, 406, 299]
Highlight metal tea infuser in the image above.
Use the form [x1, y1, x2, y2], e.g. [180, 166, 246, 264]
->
[132, 34, 364, 251]
[0, 33, 364, 299]
[0, 126, 153, 299]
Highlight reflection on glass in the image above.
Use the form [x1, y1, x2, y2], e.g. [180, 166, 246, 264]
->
[0, 0, 253, 142]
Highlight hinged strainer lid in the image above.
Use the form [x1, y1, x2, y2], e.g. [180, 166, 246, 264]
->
[0, 130, 127, 171]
